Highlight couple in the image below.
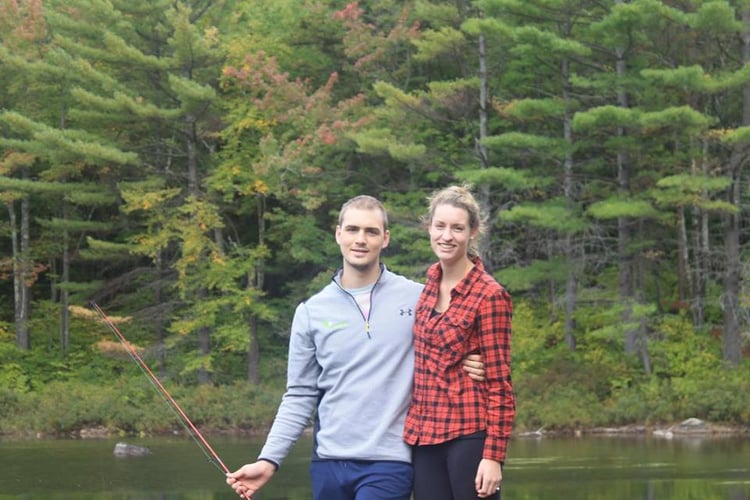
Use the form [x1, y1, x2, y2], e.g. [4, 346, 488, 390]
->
[227, 186, 515, 500]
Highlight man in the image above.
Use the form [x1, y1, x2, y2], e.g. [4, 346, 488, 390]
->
[227, 195, 483, 500]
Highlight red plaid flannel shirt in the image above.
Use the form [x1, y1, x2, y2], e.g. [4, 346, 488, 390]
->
[403, 257, 515, 463]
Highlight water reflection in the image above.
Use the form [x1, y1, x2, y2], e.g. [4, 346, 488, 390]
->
[0, 435, 747, 499]
[506, 436, 750, 500]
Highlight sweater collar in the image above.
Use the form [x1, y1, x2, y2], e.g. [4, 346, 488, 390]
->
[332, 262, 386, 287]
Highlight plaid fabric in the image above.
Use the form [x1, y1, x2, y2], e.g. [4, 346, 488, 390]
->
[403, 257, 515, 463]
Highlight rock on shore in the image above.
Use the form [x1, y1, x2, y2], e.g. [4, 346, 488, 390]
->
[113, 442, 152, 457]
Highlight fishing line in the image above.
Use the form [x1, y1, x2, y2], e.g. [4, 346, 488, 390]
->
[90, 302, 250, 500]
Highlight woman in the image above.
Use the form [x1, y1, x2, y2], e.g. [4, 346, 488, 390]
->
[403, 185, 515, 500]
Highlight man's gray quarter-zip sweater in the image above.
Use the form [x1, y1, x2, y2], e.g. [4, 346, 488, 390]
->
[258, 265, 423, 467]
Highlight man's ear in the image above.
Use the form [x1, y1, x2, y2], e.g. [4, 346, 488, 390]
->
[335, 225, 342, 244]
[382, 229, 391, 249]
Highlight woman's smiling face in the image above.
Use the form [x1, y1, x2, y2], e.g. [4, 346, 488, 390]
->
[428, 203, 477, 264]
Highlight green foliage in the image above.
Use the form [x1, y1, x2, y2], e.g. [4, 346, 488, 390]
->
[690, 1, 742, 33]
[0, 376, 285, 436]
[482, 132, 567, 154]
[511, 303, 750, 430]
[502, 200, 587, 233]
[457, 166, 552, 191]
[510, 300, 564, 376]
[2, 0, 750, 439]
[587, 197, 662, 220]
[0, 359, 30, 393]
[497, 258, 569, 292]
[411, 26, 466, 62]
[515, 355, 615, 429]
[650, 174, 736, 212]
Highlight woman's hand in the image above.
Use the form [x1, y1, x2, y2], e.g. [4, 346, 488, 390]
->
[475, 458, 502, 497]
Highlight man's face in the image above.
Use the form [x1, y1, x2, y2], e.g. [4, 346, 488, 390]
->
[335, 207, 390, 273]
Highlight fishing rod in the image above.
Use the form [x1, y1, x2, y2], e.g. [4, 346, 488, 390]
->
[90, 302, 251, 500]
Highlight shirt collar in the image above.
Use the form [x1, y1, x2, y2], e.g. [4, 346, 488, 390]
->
[426, 256, 484, 297]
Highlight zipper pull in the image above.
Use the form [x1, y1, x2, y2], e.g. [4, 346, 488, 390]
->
[365, 321, 371, 339]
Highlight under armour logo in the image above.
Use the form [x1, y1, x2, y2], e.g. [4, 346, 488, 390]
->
[400, 308, 413, 316]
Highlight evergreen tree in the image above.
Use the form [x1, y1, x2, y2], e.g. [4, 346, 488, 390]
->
[1, 0, 136, 352]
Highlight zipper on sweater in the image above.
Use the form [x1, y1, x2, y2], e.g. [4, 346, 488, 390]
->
[344, 285, 375, 339]
[334, 269, 382, 340]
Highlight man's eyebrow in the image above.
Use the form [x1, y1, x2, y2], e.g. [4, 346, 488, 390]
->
[343, 224, 381, 232]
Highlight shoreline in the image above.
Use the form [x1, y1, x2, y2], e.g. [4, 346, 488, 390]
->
[4, 418, 749, 442]
[516, 418, 750, 439]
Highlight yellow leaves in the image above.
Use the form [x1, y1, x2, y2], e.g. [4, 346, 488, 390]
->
[211, 251, 225, 266]
[121, 187, 180, 213]
[0, 151, 36, 174]
[204, 26, 219, 46]
[237, 117, 255, 130]
[95, 339, 142, 360]
[239, 178, 269, 196]
[237, 116, 276, 131]
[706, 128, 731, 139]
[302, 166, 321, 175]
[70, 304, 131, 322]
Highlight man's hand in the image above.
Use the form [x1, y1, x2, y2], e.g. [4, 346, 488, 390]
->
[226, 460, 276, 499]
[461, 353, 485, 381]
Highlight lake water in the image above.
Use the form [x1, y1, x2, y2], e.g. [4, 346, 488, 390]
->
[0, 434, 748, 499]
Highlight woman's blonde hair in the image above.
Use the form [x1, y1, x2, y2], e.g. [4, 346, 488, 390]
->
[424, 185, 485, 257]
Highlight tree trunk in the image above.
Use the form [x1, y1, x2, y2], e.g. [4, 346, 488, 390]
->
[247, 195, 266, 384]
[155, 250, 167, 376]
[247, 315, 261, 384]
[690, 148, 709, 328]
[186, 121, 212, 384]
[562, 52, 577, 351]
[10, 198, 31, 350]
[60, 200, 70, 353]
[721, 8, 750, 365]
[476, 32, 492, 269]
[636, 244, 651, 375]
[613, 4, 638, 356]
[676, 205, 690, 304]
[721, 178, 742, 365]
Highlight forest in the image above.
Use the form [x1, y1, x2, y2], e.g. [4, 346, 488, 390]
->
[0, 0, 749, 437]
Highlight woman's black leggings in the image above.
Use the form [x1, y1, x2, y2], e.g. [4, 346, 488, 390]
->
[412, 433, 501, 500]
